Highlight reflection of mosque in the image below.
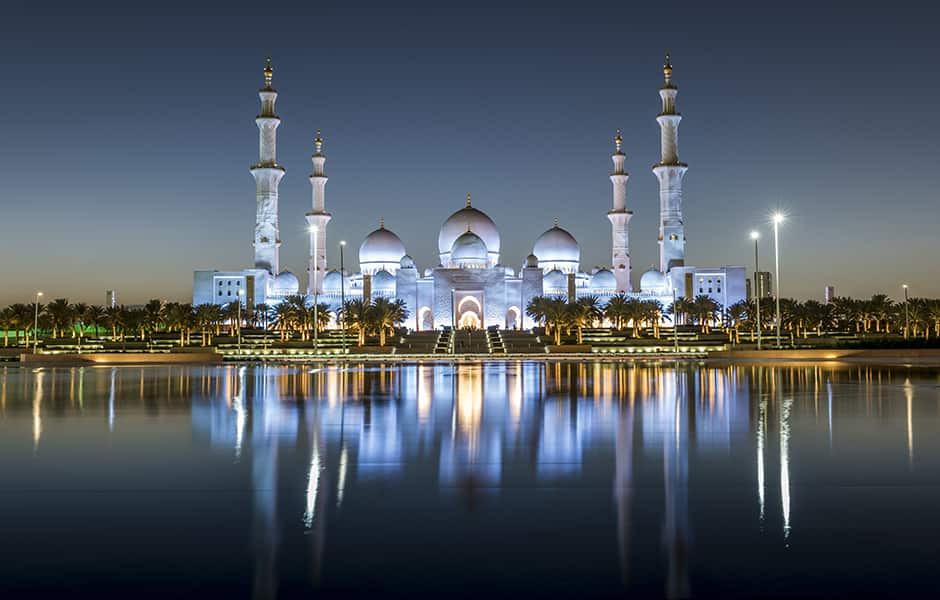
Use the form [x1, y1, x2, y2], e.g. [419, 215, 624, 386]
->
[184, 362, 811, 596]
[5, 363, 925, 596]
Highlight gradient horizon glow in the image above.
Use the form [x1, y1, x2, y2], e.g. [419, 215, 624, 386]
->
[1, 2, 938, 305]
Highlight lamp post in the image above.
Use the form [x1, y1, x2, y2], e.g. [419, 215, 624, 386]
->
[33, 291, 43, 353]
[311, 225, 319, 354]
[339, 240, 347, 355]
[751, 231, 762, 350]
[903, 284, 910, 339]
[672, 287, 679, 354]
[237, 288, 245, 354]
[772, 213, 784, 348]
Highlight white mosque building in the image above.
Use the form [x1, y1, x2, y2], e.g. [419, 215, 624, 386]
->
[193, 54, 746, 329]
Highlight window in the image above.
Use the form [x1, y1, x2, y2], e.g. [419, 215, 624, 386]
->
[218, 291, 222, 296]
[236, 281, 241, 286]
[218, 281, 223, 286]
[227, 291, 232, 296]
[708, 287, 712, 293]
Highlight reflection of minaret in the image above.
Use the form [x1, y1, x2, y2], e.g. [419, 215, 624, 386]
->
[662, 367, 690, 599]
[251, 57, 286, 275]
[252, 369, 279, 599]
[653, 52, 688, 274]
[306, 130, 331, 294]
[614, 401, 635, 584]
[608, 129, 633, 292]
[780, 394, 792, 541]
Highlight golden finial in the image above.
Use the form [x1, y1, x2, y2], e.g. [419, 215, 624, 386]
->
[379, 216, 385, 229]
[553, 216, 559, 228]
[615, 129, 623, 152]
[263, 56, 273, 88]
[314, 129, 323, 154]
[467, 223, 472, 233]
[466, 192, 472, 208]
[663, 50, 673, 84]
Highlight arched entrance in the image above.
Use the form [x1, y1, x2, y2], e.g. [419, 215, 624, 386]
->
[419, 306, 433, 331]
[459, 311, 482, 329]
[455, 293, 484, 330]
[506, 306, 520, 329]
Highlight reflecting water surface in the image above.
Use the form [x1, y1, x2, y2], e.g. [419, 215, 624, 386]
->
[1, 361, 939, 598]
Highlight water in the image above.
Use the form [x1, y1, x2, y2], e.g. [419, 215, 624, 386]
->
[1, 361, 938, 598]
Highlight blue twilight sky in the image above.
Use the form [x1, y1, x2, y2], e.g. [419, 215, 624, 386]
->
[0, 1, 938, 305]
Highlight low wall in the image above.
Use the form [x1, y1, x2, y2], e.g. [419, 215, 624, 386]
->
[349, 346, 397, 355]
[710, 349, 940, 361]
[546, 345, 592, 354]
[20, 352, 223, 366]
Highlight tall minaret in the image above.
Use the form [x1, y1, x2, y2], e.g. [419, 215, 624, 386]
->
[607, 129, 633, 292]
[653, 52, 689, 273]
[250, 57, 286, 275]
[305, 130, 331, 295]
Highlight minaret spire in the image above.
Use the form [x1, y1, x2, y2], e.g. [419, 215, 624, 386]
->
[306, 129, 332, 295]
[653, 52, 688, 273]
[608, 129, 633, 292]
[250, 56, 286, 276]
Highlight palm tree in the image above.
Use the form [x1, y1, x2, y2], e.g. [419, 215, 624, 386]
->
[371, 297, 409, 346]
[526, 296, 551, 331]
[45, 298, 73, 339]
[604, 293, 629, 330]
[342, 299, 372, 346]
[642, 300, 664, 338]
[690, 295, 719, 333]
[0, 306, 14, 347]
[104, 305, 125, 341]
[83, 305, 106, 339]
[541, 298, 569, 345]
[164, 302, 193, 347]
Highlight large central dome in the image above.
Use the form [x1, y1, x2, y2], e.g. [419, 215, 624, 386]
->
[438, 194, 500, 266]
[533, 222, 580, 274]
[359, 221, 407, 275]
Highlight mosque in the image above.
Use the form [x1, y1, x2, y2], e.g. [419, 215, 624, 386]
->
[193, 55, 746, 329]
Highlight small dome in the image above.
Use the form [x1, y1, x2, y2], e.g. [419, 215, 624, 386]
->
[359, 225, 406, 274]
[525, 254, 539, 268]
[504, 266, 516, 277]
[400, 255, 416, 269]
[438, 197, 500, 263]
[533, 225, 580, 272]
[591, 268, 616, 290]
[640, 268, 666, 292]
[371, 269, 396, 292]
[271, 270, 299, 294]
[450, 231, 488, 266]
[322, 270, 344, 293]
[543, 268, 567, 291]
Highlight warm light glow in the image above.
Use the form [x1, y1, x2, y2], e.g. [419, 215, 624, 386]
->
[36, 291, 43, 297]
[902, 284, 909, 289]
[772, 212, 785, 225]
[750, 231, 760, 240]
[340, 240, 346, 246]
[310, 225, 318, 233]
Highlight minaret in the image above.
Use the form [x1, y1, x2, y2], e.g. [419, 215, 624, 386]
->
[305, 130, 331, 295]
[653, 51, 688, 273]
[608, 129, 633, 292]
[250, 57, 286, 275]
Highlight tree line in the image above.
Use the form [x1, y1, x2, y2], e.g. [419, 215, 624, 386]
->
[0, 295, 410, 348]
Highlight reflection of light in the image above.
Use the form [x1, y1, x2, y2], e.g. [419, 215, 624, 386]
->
[304, 442, 321, 529]
[336, 445, 348, 507]
[32, 370, 44, 451]
[233, 366, 247, 460]
[757, 398, 766, 524]
[780, 397, 792, 540]
[827, 378, 833, 449]
[904, 378, 913, 467]
[108, 367, 116, 432]
[418, 365, 432, 422]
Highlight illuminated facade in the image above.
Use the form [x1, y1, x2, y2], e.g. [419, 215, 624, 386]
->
[193, 55, 746, 323]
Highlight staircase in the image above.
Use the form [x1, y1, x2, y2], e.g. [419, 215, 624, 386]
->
[486, 327, 506, 354]
[434, 328, 454, 354]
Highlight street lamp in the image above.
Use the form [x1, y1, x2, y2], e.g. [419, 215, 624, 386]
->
[902, 284, 910, 339]
[33, 291, 43, 353]
[772, 213, 784, 348]
[237, 288, 245, 354]
[750, 231, 762, 350]
[339, 240, 347, 355]
[310, 225, 319, 355]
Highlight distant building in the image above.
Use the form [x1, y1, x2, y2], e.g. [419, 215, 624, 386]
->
[753, 272, 773, 299]
[824, 285, 835, 303]
[106, 290, 116, 308]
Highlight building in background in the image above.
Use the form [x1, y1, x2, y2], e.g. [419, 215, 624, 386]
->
[106, 290, 116, 308]
[824, 285, 835, 303]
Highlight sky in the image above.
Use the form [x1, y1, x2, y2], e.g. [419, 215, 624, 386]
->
[1, 1, 938, 305]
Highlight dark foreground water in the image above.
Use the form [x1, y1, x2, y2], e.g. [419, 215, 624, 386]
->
[1, 361, 939, 598]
